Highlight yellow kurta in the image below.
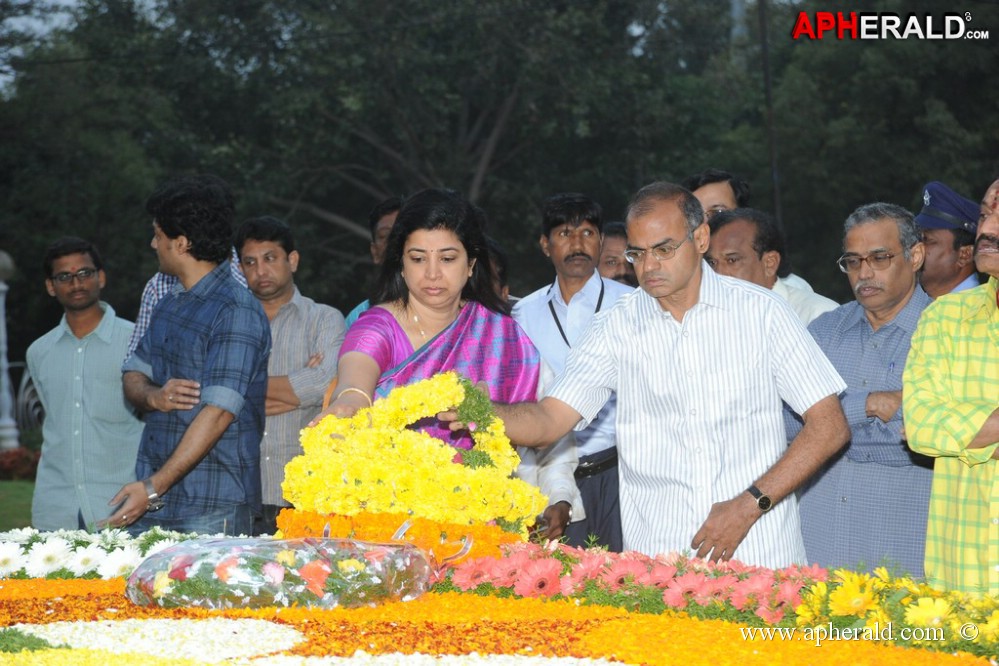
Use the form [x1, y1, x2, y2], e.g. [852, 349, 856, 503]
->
[903, 278, 999, 593]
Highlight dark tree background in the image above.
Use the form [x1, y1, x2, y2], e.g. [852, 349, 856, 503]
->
[2, 0, 998, 363]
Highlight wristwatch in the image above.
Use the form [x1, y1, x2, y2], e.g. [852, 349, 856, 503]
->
[143, 478, 165, 512]
[746, 484, 773, 513]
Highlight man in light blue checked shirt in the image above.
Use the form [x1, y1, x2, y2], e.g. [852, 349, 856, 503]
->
[787, 202, 933, 578]
[29, 237, 143, 531]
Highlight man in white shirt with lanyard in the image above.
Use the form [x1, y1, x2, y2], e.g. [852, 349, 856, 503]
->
[513, 193, 633, 551]
[450, 182, 848, 567]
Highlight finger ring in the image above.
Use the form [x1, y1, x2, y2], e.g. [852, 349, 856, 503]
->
[121, 514, 128, 522]
[168, 394, 174, 402]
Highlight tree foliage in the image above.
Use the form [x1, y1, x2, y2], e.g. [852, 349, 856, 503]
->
[1, 0, 997, 357]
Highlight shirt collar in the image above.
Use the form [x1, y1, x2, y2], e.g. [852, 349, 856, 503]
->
[696, 260, 728, 310]
[184, 262, 231, 299]
[635, 260, 716, 319]
[57, 302, 116, 343]
[547, 270, 602, 307]
[276, 286, 305, 316]
[837, 284, 933, 335]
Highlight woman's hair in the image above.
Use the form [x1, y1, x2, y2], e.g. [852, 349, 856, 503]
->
[373, 188, 510, 315]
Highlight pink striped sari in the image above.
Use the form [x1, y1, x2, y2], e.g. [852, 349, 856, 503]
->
[340, 301, 540, 449]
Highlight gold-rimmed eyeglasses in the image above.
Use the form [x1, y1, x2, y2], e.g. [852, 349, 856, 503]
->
[624, 233, 693, 264]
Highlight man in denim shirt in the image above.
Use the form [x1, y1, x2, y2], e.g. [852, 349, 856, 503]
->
[106, 174, 270, 536]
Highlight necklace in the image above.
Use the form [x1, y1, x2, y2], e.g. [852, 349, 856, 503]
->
[411, 311, 428, 342]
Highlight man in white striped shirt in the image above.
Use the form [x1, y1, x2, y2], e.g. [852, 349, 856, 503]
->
[453, 182, 849, 568]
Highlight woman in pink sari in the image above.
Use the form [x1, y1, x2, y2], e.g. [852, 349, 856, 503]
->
[315, 189, 541, 450]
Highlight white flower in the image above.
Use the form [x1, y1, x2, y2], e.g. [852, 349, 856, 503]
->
[97, 544, 143, 579]
[96, 528, 132, 551]
[142, 538, 178, 557]
[0, 541, 27, 577]
[24, 537, 73, 578]
[0, 527, 38, 543]
[68, 544, 107, 577]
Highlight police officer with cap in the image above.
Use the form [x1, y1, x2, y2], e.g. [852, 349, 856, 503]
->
[914, 181, 980, 298]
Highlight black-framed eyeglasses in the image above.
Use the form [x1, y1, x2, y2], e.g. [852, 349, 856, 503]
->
[624, 233, 693, 264]
[51, 268, 98, 284]
[836, 252, 897, 274]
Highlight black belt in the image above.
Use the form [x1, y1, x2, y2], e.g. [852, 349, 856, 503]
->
[575, 451, 618, 479]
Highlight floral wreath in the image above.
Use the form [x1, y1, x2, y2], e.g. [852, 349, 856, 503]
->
[282, 372, 547, 535]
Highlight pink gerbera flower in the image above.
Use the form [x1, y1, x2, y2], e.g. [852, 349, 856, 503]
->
[755, 604, 786, 625]
[695, 573, 738, 604]
[662, 570, 709, 608]
[489, 550, 533, 587]
[451, 557, 495, 591]
[644, 563, 679, 588]
[513, 558, 563, 598]
[599, 557, 649, 591]
[775, 578, 803, 608]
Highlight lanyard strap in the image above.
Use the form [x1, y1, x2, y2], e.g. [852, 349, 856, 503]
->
[548, 279, 604, 347]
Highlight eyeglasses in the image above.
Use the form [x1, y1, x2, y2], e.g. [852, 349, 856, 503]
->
[836, 252, 897, 274]
[51, 268, 98, 284]
[624, 234, 693, 264]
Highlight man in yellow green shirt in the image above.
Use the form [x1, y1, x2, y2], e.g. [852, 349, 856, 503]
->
[903, 177, 999, 594]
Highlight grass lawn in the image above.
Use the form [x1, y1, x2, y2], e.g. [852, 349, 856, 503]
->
[0, 480, 33, 531]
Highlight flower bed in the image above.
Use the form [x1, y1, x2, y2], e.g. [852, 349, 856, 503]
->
[0, 578, 988, 665]
[0, 529, 996, 664]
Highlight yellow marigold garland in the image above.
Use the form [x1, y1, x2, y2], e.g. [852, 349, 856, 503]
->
[281, 372, 545, 532]
[275, 509, 522, 561]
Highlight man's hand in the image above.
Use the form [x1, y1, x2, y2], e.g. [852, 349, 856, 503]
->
[96, 480, 149, 530]
[865, 390, 902, 423]
[690, 493, 760, 563]
[156, 378, 201, 412]
[540, 501, 572, 540]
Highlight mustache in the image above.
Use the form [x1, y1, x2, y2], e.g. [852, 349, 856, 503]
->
[565, 252, 592, 261]
[853, 280, 883, 295]
[974, 234, 999, 255]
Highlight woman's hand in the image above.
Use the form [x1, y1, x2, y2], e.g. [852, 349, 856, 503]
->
[308, 391, 370, 426]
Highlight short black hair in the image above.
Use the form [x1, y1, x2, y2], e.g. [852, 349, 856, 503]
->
[603, 221, 627, 240]
[145, 174, 235, 264]
[626, 182, 704, 234]
[541, 193, 603, 237]
[235, 216, 295, 257]
[709, 208, 791, 278]
[368, 196, 403, 240]
[680, 168, 751, 207]
[43, 236, 103, 277]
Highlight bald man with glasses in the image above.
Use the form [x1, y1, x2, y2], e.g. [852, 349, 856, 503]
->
[445, 182, 849, 568]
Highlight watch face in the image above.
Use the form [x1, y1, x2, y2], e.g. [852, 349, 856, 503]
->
[758, 495, 773, 512]
[148, 498, 166, 512]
